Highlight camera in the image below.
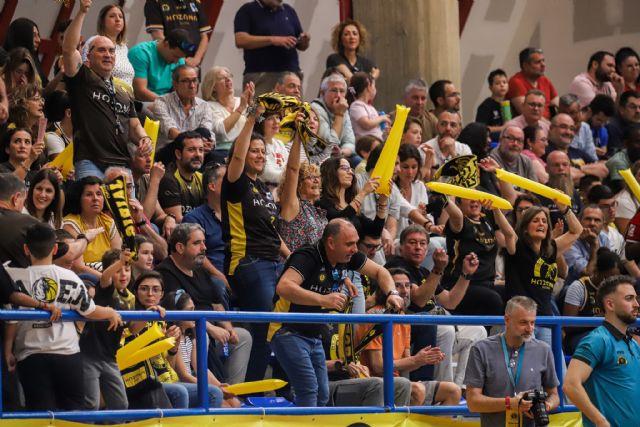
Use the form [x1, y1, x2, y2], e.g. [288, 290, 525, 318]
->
[522, 390, 549, 426]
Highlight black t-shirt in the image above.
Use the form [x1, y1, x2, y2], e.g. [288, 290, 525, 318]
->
[539, 190, 582, 229]
[475, 97, 504, 141]
[80, 284, 135, 360]
[384, 255, 443, 312]
[272, 243, 366, 338]
[65, 65, 137, 170]
[155, 257, 223, 310]
[442, 215, 498, 288]
[221, 173, 281, 275]
[158, 168, 205, 216]
[325, 53, 375, 75]
[0, 209, 40, 268]
[505, 240, 558, 316]
[0, 264, 19, 304]
[144, 0, 210, 46]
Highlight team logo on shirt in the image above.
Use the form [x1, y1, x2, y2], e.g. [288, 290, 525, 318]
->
[617, 355, 628, 365]
[32, 277, 58, 303]
[530, 258, 558, 291]
[319, 273, 326, 282]
[162, 4, 170, 12]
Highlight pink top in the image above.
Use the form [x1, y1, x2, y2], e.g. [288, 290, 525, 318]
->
[349, 100, 384, 140]
[568, 72, 617, 108]
[522, 149, 546, 167]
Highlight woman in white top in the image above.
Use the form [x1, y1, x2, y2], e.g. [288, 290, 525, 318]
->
[348, 72, 389, 140]
[96, 4, 134, 88]
[256, 111, 288, 190]
[201, 66, 254, 157]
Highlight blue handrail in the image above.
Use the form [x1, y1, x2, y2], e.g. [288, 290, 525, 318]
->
[0, 309, 634, 422]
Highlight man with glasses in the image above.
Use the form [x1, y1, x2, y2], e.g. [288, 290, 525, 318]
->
[62, 0, 153, 180]
[505, 89, 550, 135]
[312, 74, 356, 160]
[606, 91, 640, 156]
[546, 113, 609, 179]
[153, 64, 214, 151]
[425, 109, 471, 169]
[489, 125, 538, 182]
[586, 184, 640, 278]
[385, 225, 485, 389]
[569, 51, 624, 109]
[507, 47, 559, 118]
[129, 28, 195, 102]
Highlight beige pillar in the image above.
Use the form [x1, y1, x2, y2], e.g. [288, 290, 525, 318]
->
[352, 0, 461, 112]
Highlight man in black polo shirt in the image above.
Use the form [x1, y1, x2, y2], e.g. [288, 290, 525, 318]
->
[267, 218, 404, 407]
[156, 223, 251, 384]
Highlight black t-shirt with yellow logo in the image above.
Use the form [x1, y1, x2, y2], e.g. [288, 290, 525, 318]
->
[221, 173, 281, 275]
[268, 243, 366, 340]
[505, 240, 558, 315]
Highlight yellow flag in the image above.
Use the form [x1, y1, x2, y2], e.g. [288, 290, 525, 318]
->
[49, 142, 74, 180]
[371, 105, 410, 196]
[143, 118, 160, 164]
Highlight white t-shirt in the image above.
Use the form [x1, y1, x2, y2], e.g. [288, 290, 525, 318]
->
[425, 137, 472, 168]
[616, 189, 640, 220]
[6, 264, 95, 361]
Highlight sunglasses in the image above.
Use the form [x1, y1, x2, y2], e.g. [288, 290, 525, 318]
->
[179, 41, 197, 56]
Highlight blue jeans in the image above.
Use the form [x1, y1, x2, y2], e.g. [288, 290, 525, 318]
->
[162, 382, 223, 408]
[229, 257, 283, 382]
[271, 329, 329, 407]
[74, 160, 105, 180]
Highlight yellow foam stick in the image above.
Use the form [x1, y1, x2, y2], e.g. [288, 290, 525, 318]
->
[495, 168, 572, 207]
[49, 142, 74, 179]
[143, 118, 160, 164]
[427, 182, 512, 210]
[117, 337, 176, 370]
[116, 323, 164, 366]
[371, 104, 410, 196]
[620, 169, 640, 203]
[223, 379, 288, 396]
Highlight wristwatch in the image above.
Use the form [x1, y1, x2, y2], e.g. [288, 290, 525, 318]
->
[386, 290, 400, 298]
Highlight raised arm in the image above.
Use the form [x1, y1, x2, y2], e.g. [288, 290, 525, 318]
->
[62, 0, 91, 78]
[226, 106, 262, 183]
[279, 123, 303, 222]
[554, 203, 583, 255]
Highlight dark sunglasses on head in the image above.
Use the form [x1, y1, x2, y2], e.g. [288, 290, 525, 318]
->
[179, 41, 197, 56]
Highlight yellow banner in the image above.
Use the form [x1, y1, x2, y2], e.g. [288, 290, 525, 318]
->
[0, 412, 583, 426]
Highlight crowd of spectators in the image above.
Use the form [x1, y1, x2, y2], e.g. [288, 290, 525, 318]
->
[0, 0, 639, 421]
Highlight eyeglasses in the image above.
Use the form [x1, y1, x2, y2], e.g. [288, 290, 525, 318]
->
[303, 175, 321, 181]
[28, 96, 44, 104]
[361, 242, 382, 251]
[178, 78, 199, 85]
[138, 286, 163, 294]
[553, 124, 577, 132]
[526, 102, 544, 109]
[328, 88, 347, 94]
[502, 134, 524, 144]
[338, 165, 353, 173]
[516, 206, 531, 213]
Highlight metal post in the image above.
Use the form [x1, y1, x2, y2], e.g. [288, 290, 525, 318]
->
[195, 318, 209, 410]
[381, 320, 394, 409]
[552, 323, 565, 408]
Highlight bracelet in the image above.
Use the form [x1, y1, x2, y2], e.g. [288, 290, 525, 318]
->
[168, 349, 178, 356]
[166, 213, 176, 221]
[561, 207, 572, 216]
[386, 290, 400, 298]
[431, 269, 443, 276]
[76, 233, 89, 242]
[461, 272, 473, 280]
[334, 112, 344, 117]
[505, 396, 511, 410]
[135, 220, 147, 227]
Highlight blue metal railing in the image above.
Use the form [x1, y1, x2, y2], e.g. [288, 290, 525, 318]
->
[0, 309, 632, 422]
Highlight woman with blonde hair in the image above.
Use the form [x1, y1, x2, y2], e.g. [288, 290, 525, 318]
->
[201, 66, 254, 162]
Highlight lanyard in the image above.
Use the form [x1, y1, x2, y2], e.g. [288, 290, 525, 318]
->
[501, 334, 525, 395]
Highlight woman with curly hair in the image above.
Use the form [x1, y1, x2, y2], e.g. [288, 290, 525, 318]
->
[326, 19, 379, 82]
